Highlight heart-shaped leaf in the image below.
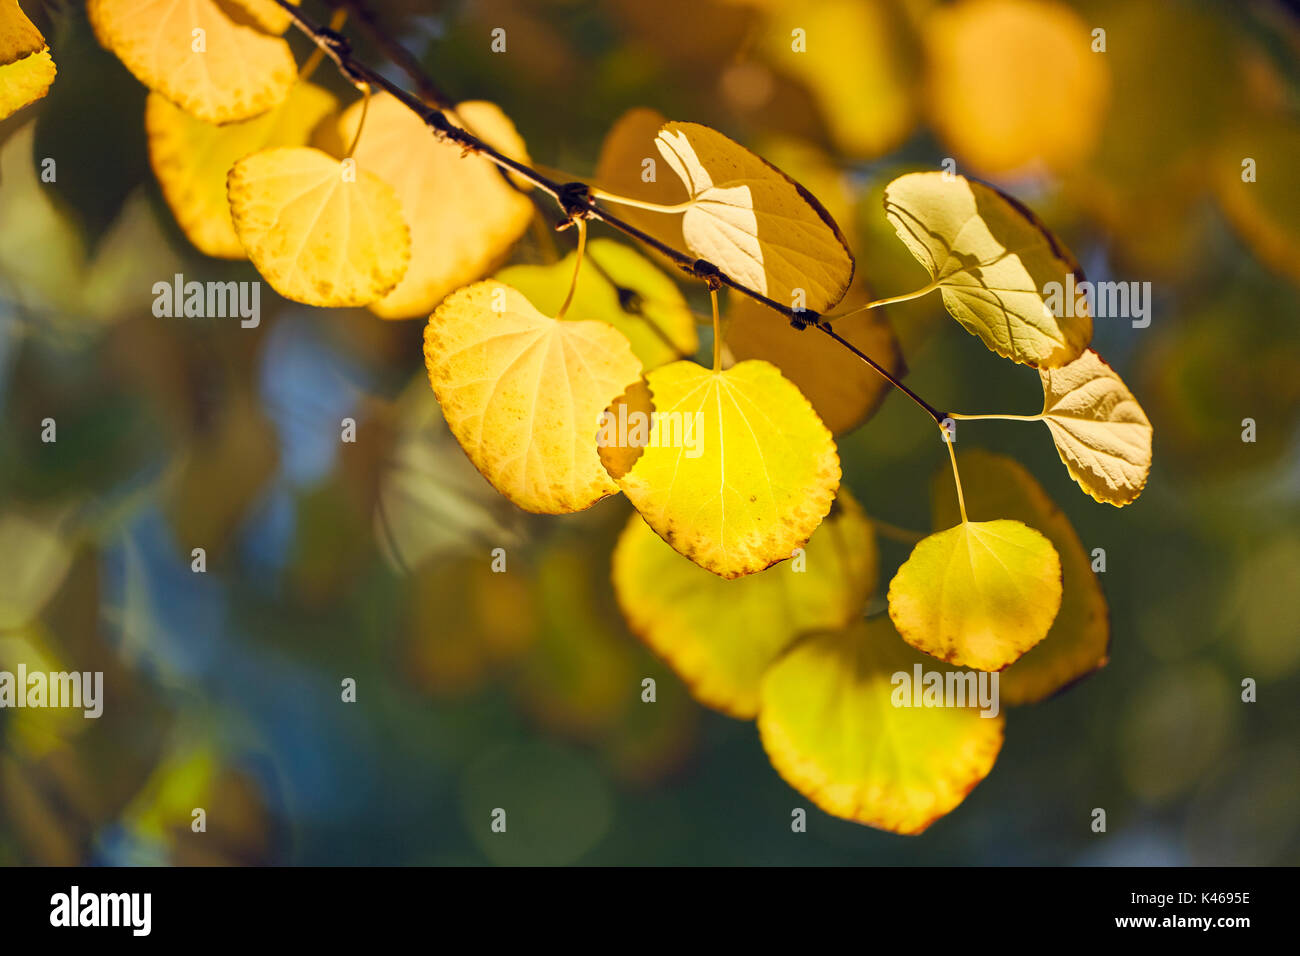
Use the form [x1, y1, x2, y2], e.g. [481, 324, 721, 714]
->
[883, 170, 1091, 367]
[424, 280, 642, 515]
[227, 145, 411, 307]
[887, 517, 1062, 671]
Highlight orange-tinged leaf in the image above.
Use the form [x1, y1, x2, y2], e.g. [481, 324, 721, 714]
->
[0, 46, 52, 120]
[88, 0, 296, 124]
[227, 145, 411, 306]
[423, 280, 643, 515]
[887, 518, 1062, 671]
[147, 83, 338, 259]
[932, 450, 1108, 705]
[1039, 349, 1153, 506]
[602, 359, 840, 578]
[0, 0, 44, 65]
[612, 490, 876, 718]
[332, 94, 534, 319]
[758, 618, 1005, 834]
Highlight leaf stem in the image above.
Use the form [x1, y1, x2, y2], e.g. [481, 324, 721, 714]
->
[948, 412, 1044, 422]
[555, 218, 587, 321]
[344, 82, 371, 159]
[588, 187, 696, 214]
[945, 438, 968, 525]
[710, 289, 722, 372]
[824, 280, 941, 320]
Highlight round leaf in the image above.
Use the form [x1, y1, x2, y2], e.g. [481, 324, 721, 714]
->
[1039, 348, 1153, 506]
[227, 145, 411, 307]
[656, 120, 855, 312]
[883, 170, 1091, 368]
[603, 359, 841, 578]
[88, 0, 296, 124]
[887, 517, 1062, 671]
[612, 490, 876, 718]
[331, 94, 534, 319]
[758, 618, 1005, 835]
[423, 280, 643, 515]
[932, 450, 1108, 705]
[147, 82, 338, 259]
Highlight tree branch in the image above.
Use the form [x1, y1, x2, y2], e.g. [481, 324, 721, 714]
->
[271, 0, 945, 426]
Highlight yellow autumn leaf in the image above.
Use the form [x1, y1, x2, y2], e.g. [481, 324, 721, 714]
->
[423, 280, 642, 514]
[924, 0, 1109, 177]
[758, 618, 1005, 835]
[0, 46, 52, 120]
[0, 0, 43, 64]
[887, 517, 1062, 671]
[932, 450, 1107, 705]
[330, 94, 534, 319]
[883, 171, 1091, 368]
[612, 490, 876, 718]
[216, 0, 297, 34]
[725, 288, 904, 435]
[497, 239, 698, 372]
[602, 358, 840, 578]
[655, 121, 855, 313]
[227, 145, 411, 307]
[1038, 348, 1153, 506]
[147, 82, 338, 259]
[88, 0, 296, 124]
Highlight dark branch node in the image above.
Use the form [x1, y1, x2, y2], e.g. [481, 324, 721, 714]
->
[689, 258, 724, 291]
[557, 181, 593, 222]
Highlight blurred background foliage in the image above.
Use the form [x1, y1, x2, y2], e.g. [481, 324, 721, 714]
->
[1, 0, 1298, 864]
